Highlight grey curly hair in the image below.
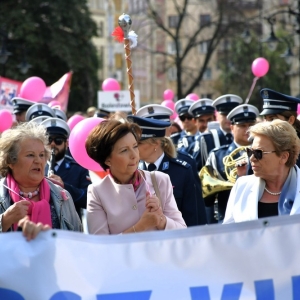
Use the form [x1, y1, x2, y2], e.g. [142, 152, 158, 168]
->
[0, 122, 51, 177]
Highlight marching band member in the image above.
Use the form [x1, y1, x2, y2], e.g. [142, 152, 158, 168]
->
[174, 99, 200, 151]
[259, 88, 300, 168]
[135, 104, 207, 225]
[11, 97, 35, 123]
[194, 95, 243, 172]
[223, 119, 300, 224]
[203, 104, 259, 222]
[40, 117, 90, 219]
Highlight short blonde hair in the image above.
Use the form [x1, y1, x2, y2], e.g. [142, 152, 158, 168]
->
[0, 122, 51, 177]
[249, 119, 300, 168]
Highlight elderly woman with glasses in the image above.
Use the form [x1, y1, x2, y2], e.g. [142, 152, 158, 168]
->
[223, 119, 300, 224]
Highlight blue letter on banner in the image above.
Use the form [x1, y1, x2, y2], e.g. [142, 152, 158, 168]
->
[97, 291, 152, 300]
[292, 275, 300, 299]
[0, 288, 25, 300]
[190, 283, 243, 300]
[254, 279, 274, 300]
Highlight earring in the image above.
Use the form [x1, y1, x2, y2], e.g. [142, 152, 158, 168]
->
[154, 148, 157, 152]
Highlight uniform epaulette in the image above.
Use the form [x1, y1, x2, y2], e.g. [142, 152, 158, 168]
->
[171, 157, 191, 168]
[64, 155, 77, 163]
[177, 149, 193, 159]
[211, 144, 229, 152]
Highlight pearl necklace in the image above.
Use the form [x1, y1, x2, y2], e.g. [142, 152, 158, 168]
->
[264, 187, 281, 196]
[19, 188, 39, 199]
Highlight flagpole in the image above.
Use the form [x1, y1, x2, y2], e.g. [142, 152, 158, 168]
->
[118, 14, 136, 115]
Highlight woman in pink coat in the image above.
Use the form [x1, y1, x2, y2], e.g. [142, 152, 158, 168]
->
[85, 118, 186, 235]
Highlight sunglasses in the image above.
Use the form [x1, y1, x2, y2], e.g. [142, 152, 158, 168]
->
[48, 137, 66, 146]
[179, 115, 193, 122]
[246, 148, 276, 160]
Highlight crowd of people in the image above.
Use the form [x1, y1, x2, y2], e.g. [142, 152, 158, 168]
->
[1, 87, 300, 240]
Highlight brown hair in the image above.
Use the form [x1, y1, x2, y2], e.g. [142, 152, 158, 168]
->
[276, 111, 300, 135]
[85, 119, 142, 171]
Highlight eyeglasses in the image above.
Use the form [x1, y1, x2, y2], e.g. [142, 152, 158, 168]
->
[48, 137, 66, 145]
[179, 115, 193, 122]
[246, 148, 276, 160]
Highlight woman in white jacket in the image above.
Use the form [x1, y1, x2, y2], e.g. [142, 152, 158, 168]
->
[223, 119, 300, 224]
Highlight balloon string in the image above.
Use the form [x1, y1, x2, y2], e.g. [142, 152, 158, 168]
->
[245, 77, 259, 104]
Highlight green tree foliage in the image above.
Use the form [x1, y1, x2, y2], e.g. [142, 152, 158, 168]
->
[215, 33, 290, 111]
[0, 0, 99, 112]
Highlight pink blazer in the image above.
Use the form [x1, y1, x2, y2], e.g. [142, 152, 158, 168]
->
[87, 170, 186, 235]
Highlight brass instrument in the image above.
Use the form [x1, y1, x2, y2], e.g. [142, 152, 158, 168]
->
[200, 165, 234, 199]
[222, 146, 248, 183]
[199, 146, 248, 198]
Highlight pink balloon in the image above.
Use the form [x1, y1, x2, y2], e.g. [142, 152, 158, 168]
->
[67, 115, 85, 131]
[251, 57, 269, 77]
[48, 100, 61, 109]
[170, 111, 178, 121]
[161, 100, 175, 111]
[163, 89, 174, 100]
[19, 77, 47, 102]
[186, 93, 199, 101]
[102, 78, 121, 91]
[0, 109, 13, 132]
[69, 117, 104, 171]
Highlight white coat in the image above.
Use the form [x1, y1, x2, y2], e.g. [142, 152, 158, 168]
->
[223, 166, 300, 224]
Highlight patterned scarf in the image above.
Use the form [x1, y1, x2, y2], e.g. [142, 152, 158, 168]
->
[109, 169, 142, 192]
[6, 174, 52, 230]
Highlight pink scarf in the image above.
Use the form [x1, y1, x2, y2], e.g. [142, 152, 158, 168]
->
[6, 174, 52, 230]
[109, 169, 142, 192]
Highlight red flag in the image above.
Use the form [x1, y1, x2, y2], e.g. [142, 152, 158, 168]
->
[42, 71, 73, 112]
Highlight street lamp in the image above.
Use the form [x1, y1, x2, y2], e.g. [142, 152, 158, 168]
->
[261, 18, 279, 52]
[262, 2, 300, 97]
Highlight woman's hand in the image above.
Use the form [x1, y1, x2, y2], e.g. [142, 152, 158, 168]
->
[18, 216, 51, 241]
[2, 200, 31, 231]
[145, 192, 161, 212]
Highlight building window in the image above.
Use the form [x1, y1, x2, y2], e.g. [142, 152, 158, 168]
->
[168, 67, 177, 81]
[200, 14, 211, 27]
[168, 41, 180, 54]
[199, 40, 210, 53]
[168, 15, 179, 28]
[203, 68, 212, 80]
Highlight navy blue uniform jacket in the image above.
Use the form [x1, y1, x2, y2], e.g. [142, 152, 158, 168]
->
[55, 155, 90, 217]
[139, 155, 199, 227]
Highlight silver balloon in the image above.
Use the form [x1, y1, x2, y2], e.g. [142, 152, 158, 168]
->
[118, 14, 132, 39]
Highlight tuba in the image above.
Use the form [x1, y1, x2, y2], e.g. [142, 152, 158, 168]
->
[199, 146, 248, 198]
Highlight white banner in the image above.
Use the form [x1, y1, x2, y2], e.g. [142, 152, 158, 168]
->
[1, 214, 300, 299]
[97, 90, 140, 112]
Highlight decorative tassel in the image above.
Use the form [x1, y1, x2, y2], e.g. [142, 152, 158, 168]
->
[112, 26, 138, 49]
[111, 26, 124, 43]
